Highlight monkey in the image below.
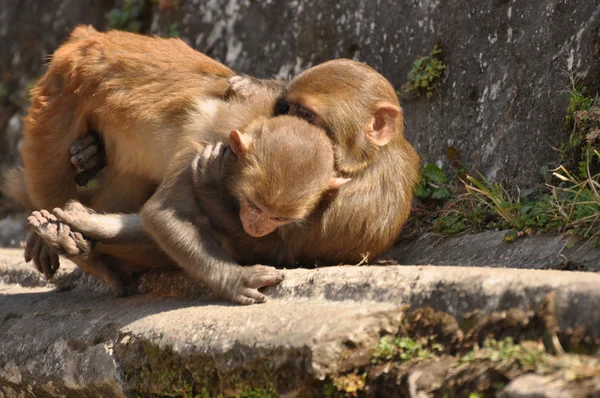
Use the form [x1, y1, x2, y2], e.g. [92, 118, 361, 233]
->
[7, 25, 350, 301]
[66, 59, 421, 265]
[29, 115, 345, 303]
[6, 27, 419, 297]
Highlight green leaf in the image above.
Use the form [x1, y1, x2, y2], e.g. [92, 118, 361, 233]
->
[422, 163, 448, 183]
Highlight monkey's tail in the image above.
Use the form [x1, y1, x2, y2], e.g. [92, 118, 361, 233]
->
[1, 167, 33, 210]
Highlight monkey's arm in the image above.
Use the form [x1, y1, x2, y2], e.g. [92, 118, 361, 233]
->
[140, 149, 283, 305]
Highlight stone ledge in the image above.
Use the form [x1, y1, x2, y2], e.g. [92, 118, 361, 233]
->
[1, 249, 599, 396]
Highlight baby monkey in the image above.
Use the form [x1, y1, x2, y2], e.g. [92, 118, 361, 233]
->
[30, 115, 346, 304]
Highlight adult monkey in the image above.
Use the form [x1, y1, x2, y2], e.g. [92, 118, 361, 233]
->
[12, 27, 419, 278]
[66, 58, 420, 266]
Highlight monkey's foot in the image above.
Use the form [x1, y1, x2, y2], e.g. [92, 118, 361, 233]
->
[27, 210, 94, 259]
[52, 203, 108, 242]
[23, 231, 60, 279]
[70, 131, 106, 186]
[224, 265, 285, 305]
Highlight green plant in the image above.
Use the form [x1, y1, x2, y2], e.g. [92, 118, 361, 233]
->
[402, 44, 447, 98]
[372, 336, 437, 363]
[107, 0, 147, 32]
[415, 163, 453, 202]
[549, 150, 600, 239]
[164, 22, 180, 38]
[565, 85, 594, 125]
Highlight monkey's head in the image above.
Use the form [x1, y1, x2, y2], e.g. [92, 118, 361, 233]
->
[228, 116, 349, 238]
[279, 59, 403, 176]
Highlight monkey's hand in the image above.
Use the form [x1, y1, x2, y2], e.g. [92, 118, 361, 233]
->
[27, 209, 94, 263]
[23, 231, 60, 279]
[70, 131, 107, 186]
[213, 265, 285, 305]
[228, 75, 286, 103]
[193, 142, 231, 188]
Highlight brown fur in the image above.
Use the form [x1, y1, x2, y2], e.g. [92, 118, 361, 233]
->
[7, 27, 419, 299]
[20, 25, 235, 212]
[277, 60, 420, 263]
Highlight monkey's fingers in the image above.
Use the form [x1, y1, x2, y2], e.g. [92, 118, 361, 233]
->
[208, 142, 227, 180]
[24, 231, 36, 263]
[49, 250, 60, 275]
[38, 243, 54, 279]
[70, 132, 102, 156]
[233, 288, 267, 305]
[53, 207, 97, 238]
[24, 232, 41, 272]
[71, 144, 98, 171]
[245, 265, 286, 288]
[200, 144, 215, 170]
[29, 235, 44, 275]
[75, 149, 106, 186]
[228, 75, 259, 99]
[55, 222, 80, 257]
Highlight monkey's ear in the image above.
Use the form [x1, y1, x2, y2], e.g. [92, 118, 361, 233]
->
[328, 177, 352, 190]
[364, 102, 400, 147]
[230, 130, 253, 155]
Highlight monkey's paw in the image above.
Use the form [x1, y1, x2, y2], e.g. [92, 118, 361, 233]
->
[221, 265, 285, 305]
[52, 204, 105, 241]
[27, 210, 94, 260]
[23, 231, 60, 279]
[70, 131, 106, 186]
[228, 75, 267, 100]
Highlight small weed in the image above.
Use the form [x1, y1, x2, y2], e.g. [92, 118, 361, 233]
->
[433, 213, 468, 234]
[402, 44, 447, 98]
[415, 163, 453, 203]
[371, 336, 437, 363]
[549, 150, 600, 240]
[460, 337, 545, 368]
[107, 0, 148, 32]
[331, 371, 366, 397]
[163, 22, 180, 38]
[565, 85, 594, 126]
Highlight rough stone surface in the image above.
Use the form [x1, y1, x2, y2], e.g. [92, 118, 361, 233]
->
[1, 0, 600, 193]
[499, 374, 573, 398]
[388, 230, 600, 271]
[1, 249, 600, 396]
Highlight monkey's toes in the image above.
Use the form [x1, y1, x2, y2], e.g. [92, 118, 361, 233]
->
[63, 200, 90, 213]
[27, 210, 58, 234]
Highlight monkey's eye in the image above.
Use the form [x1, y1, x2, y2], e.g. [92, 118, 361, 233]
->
[272, 216, 291, 223]
[295, 107, 315, 124]
[274, 97, 290, 115]
[246, 199, 261, 212]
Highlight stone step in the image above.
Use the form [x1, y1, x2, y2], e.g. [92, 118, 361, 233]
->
[1, 248, 599, 397]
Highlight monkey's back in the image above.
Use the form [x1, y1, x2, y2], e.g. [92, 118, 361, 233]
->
[23, 26, 236, 186]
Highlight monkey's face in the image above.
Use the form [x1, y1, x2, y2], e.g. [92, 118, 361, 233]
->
[282, 59, 402, 176]
[238, 196, 295, 238]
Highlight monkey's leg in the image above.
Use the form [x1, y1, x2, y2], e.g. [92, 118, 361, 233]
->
[27, 209, 127, 296]
[52, 202, 172, 270]
[21, 116, 86, 209]
[89, 171, 156, 213]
